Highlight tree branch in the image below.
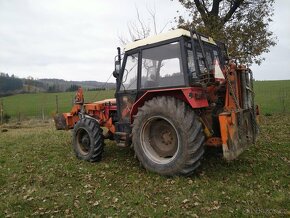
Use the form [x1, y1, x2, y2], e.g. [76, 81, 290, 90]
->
[201, 0, 209, 14]
[210, 0, 222, 16]
[135, 7, 147, 38]
[223, 0, 244, 24]
[193, 0, 208, 20]
[147, 5, 157, 35]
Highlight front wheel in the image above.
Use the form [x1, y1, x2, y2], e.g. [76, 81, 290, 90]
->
[132, 96, 205, 176]
[73, 118, 104, 162]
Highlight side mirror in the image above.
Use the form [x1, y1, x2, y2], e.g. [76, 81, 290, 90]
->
[113, 61, 120, 78]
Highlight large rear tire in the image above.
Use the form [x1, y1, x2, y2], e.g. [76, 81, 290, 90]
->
[73, 118, 104, 162]
[132, 96, 205, 176]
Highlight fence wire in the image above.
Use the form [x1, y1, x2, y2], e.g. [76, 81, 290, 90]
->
[0, 84, 289, 123]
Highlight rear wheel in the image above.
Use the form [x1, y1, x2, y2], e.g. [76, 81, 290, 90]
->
[132, 96, 205, 176]
[73, 118, 104, 162]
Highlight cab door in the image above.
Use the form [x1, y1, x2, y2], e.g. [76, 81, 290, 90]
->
[116, 52, 139, 132]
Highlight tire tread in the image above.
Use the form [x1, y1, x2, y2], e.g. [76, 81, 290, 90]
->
[132, 96, 205, 176]
[73, 118, 104, 162]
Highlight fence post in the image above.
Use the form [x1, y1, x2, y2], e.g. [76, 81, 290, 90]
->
[41, 106, 45, 121]
[56, 95, 59, 114]
[0, 100, 3, 125]
[282, 89, 286, 113]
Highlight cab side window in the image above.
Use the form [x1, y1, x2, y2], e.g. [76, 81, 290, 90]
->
[120, 53, 138, 91]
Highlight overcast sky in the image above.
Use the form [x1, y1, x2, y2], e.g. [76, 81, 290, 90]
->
[0, 0, 289, 82]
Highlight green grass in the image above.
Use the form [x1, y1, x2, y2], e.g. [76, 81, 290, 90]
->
[1, 80, 289, 120]
[0, 90, 115, 119]
[254, 80, 290, 114]
[0, 115, 289, 217]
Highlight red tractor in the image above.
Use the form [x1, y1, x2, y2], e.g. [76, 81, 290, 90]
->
[55, 29, 259, 176]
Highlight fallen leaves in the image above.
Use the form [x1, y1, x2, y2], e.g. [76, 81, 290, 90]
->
[182, 199, 189, 204]
[0, 115, 289, 217]
[74, 200, 80, 208]
[92, 201, 100, 206]
[112, 197, 119, 203]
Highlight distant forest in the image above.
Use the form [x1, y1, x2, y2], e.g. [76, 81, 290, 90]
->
[0, 72, 115, 97]
[0, 73, 23, 94]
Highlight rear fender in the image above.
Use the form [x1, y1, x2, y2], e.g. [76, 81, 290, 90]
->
[130, 87, 208, 122]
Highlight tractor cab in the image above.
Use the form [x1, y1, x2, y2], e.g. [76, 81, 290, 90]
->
[114, 29, 227, 134]
[115, 29, 227, 90]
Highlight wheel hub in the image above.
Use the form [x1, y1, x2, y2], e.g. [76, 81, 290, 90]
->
[81, 136, 90, 147]
[161, 131, 174, 145]
[76, 129, 90, 155]
[141, 116, 179, 163]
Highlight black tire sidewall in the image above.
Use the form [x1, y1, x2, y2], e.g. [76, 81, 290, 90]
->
[133, 98, 201, 176]
[135, 112, 189, 174]
[73, 118, 103, 161]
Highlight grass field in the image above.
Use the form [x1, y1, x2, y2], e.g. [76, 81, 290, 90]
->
[0, 115, 289, 217]
[254, 80, 290, 114]
[0, 90, 115, 119]
[0, 80, 289, 216]
[0, 80, 289, 120]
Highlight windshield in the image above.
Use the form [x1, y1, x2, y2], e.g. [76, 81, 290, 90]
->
[141, 42, 184, 89]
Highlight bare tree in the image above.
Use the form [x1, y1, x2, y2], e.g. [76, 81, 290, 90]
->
[119, 6, 170, 46]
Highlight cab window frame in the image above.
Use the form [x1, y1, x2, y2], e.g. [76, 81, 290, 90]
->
[139, 37, 188, 90]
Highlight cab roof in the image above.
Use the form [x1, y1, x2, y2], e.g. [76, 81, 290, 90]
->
[124, 28, 217, 52]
